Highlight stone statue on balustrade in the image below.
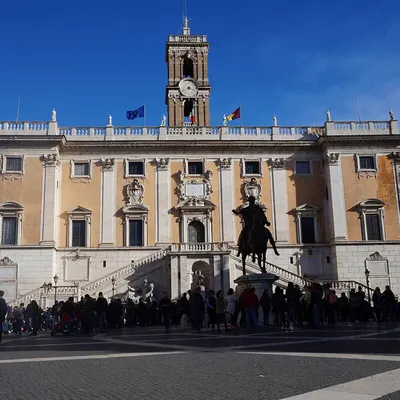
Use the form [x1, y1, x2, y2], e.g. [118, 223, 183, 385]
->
[233, 195, 280, 275]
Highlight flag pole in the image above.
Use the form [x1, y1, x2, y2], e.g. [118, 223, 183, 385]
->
[240, 105, 243, 127]
[144, 104, 147, 127]
[16, 97, 20, 122]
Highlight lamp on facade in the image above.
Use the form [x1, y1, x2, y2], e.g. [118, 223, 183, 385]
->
[53, 274, 59, 303]
[111, 276, 116, 298]
[364, 267, 371, 303]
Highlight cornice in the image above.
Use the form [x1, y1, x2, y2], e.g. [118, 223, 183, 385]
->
[0, 135, 65, 145]
[318, 135, 400, 146]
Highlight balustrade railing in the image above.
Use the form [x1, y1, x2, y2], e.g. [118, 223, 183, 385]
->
[171, 242, 229, 252]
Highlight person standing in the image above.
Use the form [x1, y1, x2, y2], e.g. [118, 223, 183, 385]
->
[95, 292, 108, 332]
[159, 291, 172, 332]
[206, 290, 217, 330]
[189, 287, 205, 332]
[27, 300, 40, 336]
[226, 288, 237, 328]
[260, 289, 271, 326]
[0, 291, 7, 344]
[215, 291, 229, 332]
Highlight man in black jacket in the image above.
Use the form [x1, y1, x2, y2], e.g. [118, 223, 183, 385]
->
[0, 290, 8, 343]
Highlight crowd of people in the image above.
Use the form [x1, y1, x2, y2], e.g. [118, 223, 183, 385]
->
[0, 283, 399, 343]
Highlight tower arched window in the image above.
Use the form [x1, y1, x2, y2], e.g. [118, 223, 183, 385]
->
[183, 57, 194, 78]
[188, 220, 205, 243]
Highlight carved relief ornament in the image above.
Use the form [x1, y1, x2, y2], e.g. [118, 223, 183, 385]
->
[40, 154, 60, 166]
[177, 168, 213, 202]
[99, 158, 115, 171]
[367, 251, 386, 261]
[268, 158, 285, 169]
[126, 179, 144, 206]
[155, 158, 169, 171]
[324, 153, 340, 165]
[216, 158, 232, 170]
[0, 256, 16, 266]
[243, 177, 262, 202]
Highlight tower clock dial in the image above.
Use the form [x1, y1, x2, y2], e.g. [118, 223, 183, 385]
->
[179, 78, 198, 97]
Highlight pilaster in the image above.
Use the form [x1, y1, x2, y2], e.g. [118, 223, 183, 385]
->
[217, 158, 235, 243]
[212, 255, 222, 292]
[269, 158, 290, 242]
[325, 153, 348, 241]
[40, 154, 60, 245]
[170, 256, 180, 300]
[99, 158, 116, 247]
[155, 158, 171, 245]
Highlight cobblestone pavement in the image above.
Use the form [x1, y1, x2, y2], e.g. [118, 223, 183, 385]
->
[1, 323, 400, 400]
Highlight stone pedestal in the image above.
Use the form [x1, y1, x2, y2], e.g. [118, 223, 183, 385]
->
[234, 273, 278, 324]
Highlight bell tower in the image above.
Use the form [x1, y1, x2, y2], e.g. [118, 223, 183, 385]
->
[165, 17, 211, 127]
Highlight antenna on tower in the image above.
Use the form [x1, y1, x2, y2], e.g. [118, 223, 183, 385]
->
[183, 0, 190, 35]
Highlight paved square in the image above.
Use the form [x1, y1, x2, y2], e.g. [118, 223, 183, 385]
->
[1, 324, 400, 399]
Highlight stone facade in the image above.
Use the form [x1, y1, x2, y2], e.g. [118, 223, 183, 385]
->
[0, 20, 400, 303]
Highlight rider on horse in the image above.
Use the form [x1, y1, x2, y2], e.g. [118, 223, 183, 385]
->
[232, 196, 280, 258]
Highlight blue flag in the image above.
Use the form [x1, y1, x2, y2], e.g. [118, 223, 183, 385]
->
[126, 106, 145, 120]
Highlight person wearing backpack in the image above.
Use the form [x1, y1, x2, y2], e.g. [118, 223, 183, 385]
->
[14, 304, 25, 335]
[0, 290, 7, 343]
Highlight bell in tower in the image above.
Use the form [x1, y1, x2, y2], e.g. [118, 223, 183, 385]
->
[165, 16, 211, 127]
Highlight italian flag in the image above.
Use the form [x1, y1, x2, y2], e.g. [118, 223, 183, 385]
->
[190, 110, 195, 123]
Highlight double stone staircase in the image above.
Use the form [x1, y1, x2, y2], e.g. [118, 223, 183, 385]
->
[10, 244, 372, 306]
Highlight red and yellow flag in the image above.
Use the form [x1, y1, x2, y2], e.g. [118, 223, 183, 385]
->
[226, 107, 241, 121]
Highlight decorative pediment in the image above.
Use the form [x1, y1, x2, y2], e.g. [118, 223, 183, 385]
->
[126, 179, 144, 206]
[176, 197, 216, 210]
[0, 202, 23, 211]
[0, 256, 16, 266]
[358, 199, 385, 209]
[367, 251, 386, 261]
[68, 206, 92, 215]
[294, 203, 319, 215]
[122, 204, 149, 214]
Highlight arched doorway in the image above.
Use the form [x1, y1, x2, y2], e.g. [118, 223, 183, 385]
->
[191, 260, 211, 292]
[188, 220, 205, 243]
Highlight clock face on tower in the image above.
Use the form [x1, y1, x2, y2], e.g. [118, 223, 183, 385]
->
[179, 78, 198, 97]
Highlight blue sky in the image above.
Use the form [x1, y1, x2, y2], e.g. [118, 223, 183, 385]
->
[1, 0, 399, 127]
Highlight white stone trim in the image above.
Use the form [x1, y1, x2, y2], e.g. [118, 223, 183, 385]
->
[1, 154, 24, 174]
[124, 158, 146, 178]
[0, 202, 23, 245]
[355, 154, 377, 178]
[240, 158, 263, 178]
[358, 199, 385, 241]
[67, 207, 92, 247]
[181, 213, 212, 243]
[294, 204, 320, 244]
[156, 166, 171, 244]
[70, 159, 92, 179]
[124, 214, 148, 247]
[184, 158, 206, 176]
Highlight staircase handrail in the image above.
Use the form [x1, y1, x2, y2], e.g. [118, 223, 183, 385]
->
[80, 247, 170, 293]
[10, 286, 45, 307]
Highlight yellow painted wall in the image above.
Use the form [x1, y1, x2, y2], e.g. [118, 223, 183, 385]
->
[59, 161, 101, 247]
[206, 161, 220, 242]
[342, 155, 399, 241]
[286, 160, 326, 243]
[170, 161, 184, 243]
[115, 161, 156, 246]
[0, 157, 42, 244]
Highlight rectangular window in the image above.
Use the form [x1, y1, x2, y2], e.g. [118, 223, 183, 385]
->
[245, 161, 260, 175]
[295, 160, 311, 175]
[5, 157, 23, 172]
[128, 161, 144, 176]
[72, 220, 86, 247]
[1, 217, 18, 245]
[188, 161, 203, 175]
[129, 220, 144, 246]
[365, 213, 382, 240]
[74, 162, 90, 177]
[359, 156, 375, 170]
[300, 216, 316, 243]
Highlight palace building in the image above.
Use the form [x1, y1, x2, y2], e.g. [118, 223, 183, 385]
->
[1, 19, 400, 305]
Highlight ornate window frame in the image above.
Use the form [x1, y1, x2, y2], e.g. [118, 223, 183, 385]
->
[70, 160, 92, 180]
[123, 204, 148, 247]
[358, 199, 385, 241]
[0, 202, 23, 245]
[1, 155, 24, 174]
[294, 159, 313, 176]
[185, 158, 205, 176]
[241, 158, 263, 178]
[355, 154, 377, 178]
[124, 158, 146, 178]
[67, 206, 92, 247]
[294, 203, 319, 244]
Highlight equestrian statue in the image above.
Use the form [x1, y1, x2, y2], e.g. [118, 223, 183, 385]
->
[232, 196, 280, 275]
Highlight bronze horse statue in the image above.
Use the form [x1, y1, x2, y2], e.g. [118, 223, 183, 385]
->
[233, 196, 280, 275]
